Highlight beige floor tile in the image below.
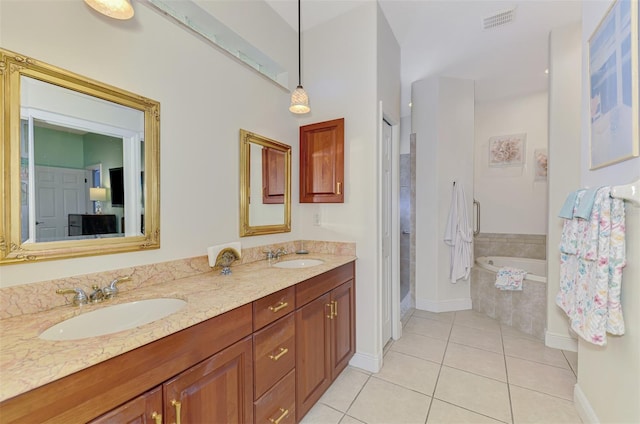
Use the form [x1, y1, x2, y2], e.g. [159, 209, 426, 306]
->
[562, 350, 578, 376]
[434, 366, 511, 423]
[503, 336, 570, 369]
[412, 309, 455, 323]
[454, 311, 501, 333]
[340, 415, 366, 424]
[506, 356, 576, 400]
[500, 324, 542, 342]
[300, 402, 344, 424]
[427, 399, 505, 423]
[510, 385, 582, 423]
[347, 377, 431, 424]
[404, 316, 453, 340]
[377, 350, 440, 395]
[450, 324, 504, 354]
[319, 367, 370, 412]
[390, 332, 448, 364]
[443, 342, 507, 382]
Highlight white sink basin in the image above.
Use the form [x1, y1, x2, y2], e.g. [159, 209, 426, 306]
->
[273, 259, 324, 269]
[39, 298, 187, 341]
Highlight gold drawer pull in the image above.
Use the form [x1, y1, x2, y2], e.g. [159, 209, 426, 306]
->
[269, 407, 289, 424]
[171, 400, 181, 424]
[333, 300, 338, 317]
[326, 303, 334, 319]
[269, 301, 289, 313]
[268, 347, 289, 361]
[337, 182, 342, 195]
[151, 412, 162, 424]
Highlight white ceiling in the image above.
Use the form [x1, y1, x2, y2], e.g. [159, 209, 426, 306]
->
[266, 0, 582, 117]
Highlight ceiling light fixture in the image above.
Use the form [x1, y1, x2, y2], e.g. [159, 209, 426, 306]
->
[289, 0, 310, 114]
[84, 0, 135, 20]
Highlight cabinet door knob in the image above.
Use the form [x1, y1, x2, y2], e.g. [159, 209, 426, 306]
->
[171, 400, 182, 424]
[268, 407, 289, 424]
[151, 412, 162, 424]
[268, 347, 289, 361]
[268, 301, 288, 313]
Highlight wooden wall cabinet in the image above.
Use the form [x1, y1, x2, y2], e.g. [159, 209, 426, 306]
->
[299, 118, 345, 203]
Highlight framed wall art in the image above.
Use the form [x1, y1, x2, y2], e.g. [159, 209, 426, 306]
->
[488, 133, 526, 167]
[588, 0, 639, 169]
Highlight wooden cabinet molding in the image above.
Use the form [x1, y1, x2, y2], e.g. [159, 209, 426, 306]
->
[299, 118, 345, 203]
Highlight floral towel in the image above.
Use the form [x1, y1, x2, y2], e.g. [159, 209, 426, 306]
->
[556, 187, 626, 346]
[495, 267, 527, 291]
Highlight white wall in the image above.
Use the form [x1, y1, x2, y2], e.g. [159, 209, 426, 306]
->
[546, 23, 582, 351]
[412, 76, 475, 312]
[0, 1, 300, 285]
[289, 2, 389, 372]
[474, 92, 548, 235]
[574, 1, 640, 422]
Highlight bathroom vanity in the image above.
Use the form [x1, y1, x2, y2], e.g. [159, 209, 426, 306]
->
[0, 259, 355, 424]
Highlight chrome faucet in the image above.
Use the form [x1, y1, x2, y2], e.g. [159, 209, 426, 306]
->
[56, 276, 131, 307]
[103, 276, 131, 299]
[56, 288, 89, 306]
[274, 248, 288, 259]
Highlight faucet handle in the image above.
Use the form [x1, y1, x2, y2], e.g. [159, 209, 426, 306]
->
[104, 276, 131, 299]
[263, 249, 275, 260]
[56, 288, 89, 306]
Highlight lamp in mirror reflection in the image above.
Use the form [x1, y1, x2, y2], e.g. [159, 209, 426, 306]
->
[290, 0, 310, 114]
[90, 187, 108, 214]
[84, 0, 134, 20]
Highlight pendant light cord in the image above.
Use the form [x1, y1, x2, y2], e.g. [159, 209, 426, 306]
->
[297, 0, 302, 87]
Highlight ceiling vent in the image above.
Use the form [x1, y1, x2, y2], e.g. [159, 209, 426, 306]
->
[483, 8, 516, 30]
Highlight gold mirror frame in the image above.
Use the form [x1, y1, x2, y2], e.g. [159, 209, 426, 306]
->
[239, 130, 291, 236]
[0, 48, 160, 264]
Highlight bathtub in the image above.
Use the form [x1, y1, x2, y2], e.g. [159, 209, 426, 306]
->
[471, 256, 547, 339]
[475, 256, 547, 283]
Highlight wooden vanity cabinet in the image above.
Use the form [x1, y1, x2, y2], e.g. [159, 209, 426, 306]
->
[89, 386, 163, 424]
[295, 263, 355, 421]
[299, 118, 345, 203]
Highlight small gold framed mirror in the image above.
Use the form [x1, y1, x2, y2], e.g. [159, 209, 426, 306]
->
[0, 48, 160, 264]
[239, 130, 291, 236]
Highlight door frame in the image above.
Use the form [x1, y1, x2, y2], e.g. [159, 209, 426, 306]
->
[377, 101, 402, 355]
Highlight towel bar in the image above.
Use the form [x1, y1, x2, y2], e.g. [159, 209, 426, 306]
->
[611, 178, 640, 206]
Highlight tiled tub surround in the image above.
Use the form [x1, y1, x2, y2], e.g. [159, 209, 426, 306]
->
[471, 263, 547, 340]
[0, 240, 355, 402]
[474, 233, 547, 260]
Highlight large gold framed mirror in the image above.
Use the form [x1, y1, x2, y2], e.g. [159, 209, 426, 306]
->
[239, 130, 291, 236]
[0, 48, 160, 264]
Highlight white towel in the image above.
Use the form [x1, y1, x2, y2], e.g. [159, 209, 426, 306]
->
[495, 267, 526, 291]
[444, 182, 473, 282]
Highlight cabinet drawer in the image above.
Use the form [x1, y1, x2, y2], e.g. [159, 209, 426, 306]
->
[254, 370, 295, 424]
[253, 286, 295, 331]
[253, 314, 295, 399]
[296, 262, 354, 307]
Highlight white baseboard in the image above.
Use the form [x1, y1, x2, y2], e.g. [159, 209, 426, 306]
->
[574, 383, 599, 424]
[415, 297, 472, 313]
[545, 330, 578, 352]
[349, 351, 382, 374]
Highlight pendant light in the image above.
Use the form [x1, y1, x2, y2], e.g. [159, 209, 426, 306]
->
[84, 0, 135, 20]
[290, 0, 311, 114]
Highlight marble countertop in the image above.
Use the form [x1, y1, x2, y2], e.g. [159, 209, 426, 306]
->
[0, 253, 356, 402]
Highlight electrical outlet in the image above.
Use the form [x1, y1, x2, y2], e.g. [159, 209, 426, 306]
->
[313, 213, 321, 226]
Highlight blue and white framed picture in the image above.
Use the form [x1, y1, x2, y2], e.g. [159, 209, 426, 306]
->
[588, 0, 639, 169]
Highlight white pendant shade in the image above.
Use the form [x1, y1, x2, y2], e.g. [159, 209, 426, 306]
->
[84, 0, 134, 20]
[290, 85, 310, 114]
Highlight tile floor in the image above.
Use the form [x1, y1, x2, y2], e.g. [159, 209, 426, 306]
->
[301, 309, 582, 424]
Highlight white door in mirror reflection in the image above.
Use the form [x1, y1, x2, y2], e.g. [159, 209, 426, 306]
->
[20, 76, 144, 242]
[34, 166, 88, 242]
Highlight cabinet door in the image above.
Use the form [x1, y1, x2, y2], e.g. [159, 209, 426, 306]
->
[164, 337, 253, 424]
[331, 280, 356, 379]
[295, 293, 332, 421]
[299, 118, 344, 203]
[89, 386, 162, 424]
